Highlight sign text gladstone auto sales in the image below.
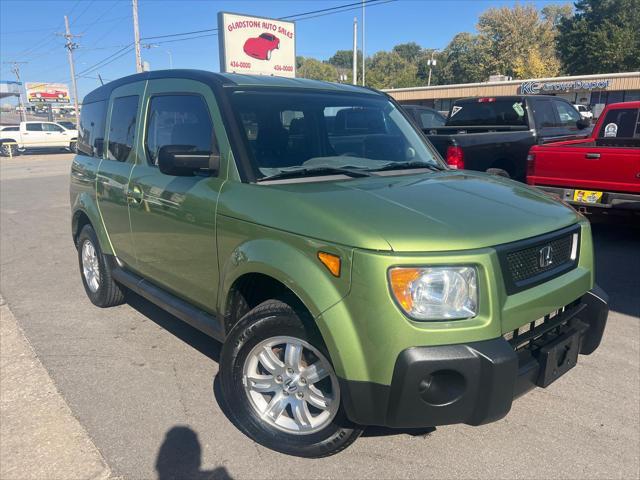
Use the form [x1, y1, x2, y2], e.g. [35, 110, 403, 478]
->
[218, 12, 296, 78]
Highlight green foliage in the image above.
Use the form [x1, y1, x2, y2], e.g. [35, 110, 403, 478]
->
[365, 51, 418, 89]
[297, 58, 339, 82]
[392, 42, 424, 63]
[556, 0, 640, 75]
[435, 33, 492, 84]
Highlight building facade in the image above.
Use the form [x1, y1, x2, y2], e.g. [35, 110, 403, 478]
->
[385, 72, 640, 117]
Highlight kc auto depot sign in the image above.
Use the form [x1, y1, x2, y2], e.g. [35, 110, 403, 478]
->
[218, 12, 296, 78]
[520, 79, 611, 95]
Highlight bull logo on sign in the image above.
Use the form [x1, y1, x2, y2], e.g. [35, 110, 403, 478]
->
[521, 81, 541, 95]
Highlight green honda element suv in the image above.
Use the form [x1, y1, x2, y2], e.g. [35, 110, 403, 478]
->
[70, 70, 608, 457]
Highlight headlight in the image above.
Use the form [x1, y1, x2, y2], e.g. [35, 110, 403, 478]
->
[388, 266, 478, 320]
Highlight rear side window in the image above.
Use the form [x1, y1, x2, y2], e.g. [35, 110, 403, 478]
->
[43, 123, 64, 132]
[532, 100, 558, 128]
[598, 108, 640, 139]
[446, 100, 527, 126]
[145, 94, 215, 166]
[26, 123, 43, 131]
[108, 95, 139, 162]
[78, 100, 107, 157]
[554, 100, 581, 128]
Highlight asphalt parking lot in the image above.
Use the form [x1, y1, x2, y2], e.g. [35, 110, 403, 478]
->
[1, 153, 639, 479]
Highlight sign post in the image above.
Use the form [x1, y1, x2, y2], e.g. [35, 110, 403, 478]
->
[218, 12, 296, 78]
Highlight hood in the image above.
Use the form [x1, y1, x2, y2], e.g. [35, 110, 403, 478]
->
[219, 171, 582, 252]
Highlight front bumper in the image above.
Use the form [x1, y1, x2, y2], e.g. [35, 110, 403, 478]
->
[340, 285, 608, 428]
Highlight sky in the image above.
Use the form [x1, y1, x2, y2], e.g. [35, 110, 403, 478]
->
[0, 0, 572, 101]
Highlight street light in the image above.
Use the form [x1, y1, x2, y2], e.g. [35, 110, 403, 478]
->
[427, 55, 437, 87]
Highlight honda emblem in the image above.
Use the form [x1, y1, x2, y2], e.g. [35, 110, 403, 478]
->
[539, 245, 553, 268]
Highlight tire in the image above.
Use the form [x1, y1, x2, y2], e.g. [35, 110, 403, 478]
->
[486, 168, 510, 178]
[77, 224, 125, 307]
[68, 140, 78, 153]
[219, 299, 363, 457]
[0, 143, 19, 157]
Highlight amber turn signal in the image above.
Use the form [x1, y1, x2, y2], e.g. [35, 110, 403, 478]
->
[318, 252, 341, 277]
[388, 268, 422, 311]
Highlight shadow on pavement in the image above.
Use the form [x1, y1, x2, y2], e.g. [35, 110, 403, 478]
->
[125, 290, 222, 362]
[155, 426, 233, 480]
[590, 217, 640, 318]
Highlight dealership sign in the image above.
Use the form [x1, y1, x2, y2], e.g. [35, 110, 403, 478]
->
[218, 12, 296, 78]
[520, 79, 610, 95]
[25, 82, 70, 103]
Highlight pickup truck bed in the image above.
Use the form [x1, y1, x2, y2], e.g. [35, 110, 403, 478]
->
[422, 96, 591, 182]
[527, 101, 640, 215]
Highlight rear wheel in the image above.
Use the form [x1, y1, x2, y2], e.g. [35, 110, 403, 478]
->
[220, 299, 363, 457]
[77, 224, 125, 307]
[0, 143, 19, 157]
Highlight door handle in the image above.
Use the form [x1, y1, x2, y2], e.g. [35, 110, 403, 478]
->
[585, 153, 600, 159]
[126, 185, 144, 204]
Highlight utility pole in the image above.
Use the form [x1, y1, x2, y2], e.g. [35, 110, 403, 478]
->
[352, 17, 358, 85]
[4, 61, 28, 122]
[132, 0, 143, 73]
[62, 16, 81, 128]
[361, 0, 366, 86]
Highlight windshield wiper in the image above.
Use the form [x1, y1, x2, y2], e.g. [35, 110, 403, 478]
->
[257, 166, 372, 182]
[370, 161, 443, 172]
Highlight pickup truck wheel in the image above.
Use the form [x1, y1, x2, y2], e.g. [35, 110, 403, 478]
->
[486, 168, 510, 178]
[68, 140, 78, 153]
[77, 224, 125, 307]
[0, 143, 19, 157]
[220, 299, 363, 457]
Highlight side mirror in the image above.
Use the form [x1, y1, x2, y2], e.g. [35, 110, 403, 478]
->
[157, 145, 219, 176]
[577, 118, 590, 130]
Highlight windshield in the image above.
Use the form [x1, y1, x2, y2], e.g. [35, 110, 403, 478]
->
[230, 90, 441, 179]
[446, 99, 528, 126]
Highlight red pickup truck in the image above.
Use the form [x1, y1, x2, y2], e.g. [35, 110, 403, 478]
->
[527, 101, 640, 215]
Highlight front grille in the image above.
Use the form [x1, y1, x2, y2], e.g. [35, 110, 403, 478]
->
[506, 235, 573, 282]
[496, 224, 581, 295]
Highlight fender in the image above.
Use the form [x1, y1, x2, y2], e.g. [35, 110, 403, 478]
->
[71, 192, 114, 255]
[0, 137, 20, 147]
[218, 236, 353, 320]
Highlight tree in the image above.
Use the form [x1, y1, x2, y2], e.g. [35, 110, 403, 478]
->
[436, 33, 492, 84]
[365, 51, 418, 89]
[392, 42, 423, 63]
[557, 0, 640, 75]
[477, 4, 560, 78]
[541, 4, 573, 26]
[297, 58, 339, 82]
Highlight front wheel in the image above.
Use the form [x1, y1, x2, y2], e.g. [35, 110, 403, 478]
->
[68, 140, 78, 153]
[219, 299, 363, 457]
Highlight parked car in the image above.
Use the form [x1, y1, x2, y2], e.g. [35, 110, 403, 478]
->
[70, 70, 608, 457]
[573, 104, 593, 121]
[0, 121, 78, 156]
[243, 32, 280, 60]
[423, 95, 591, 181]
[401, 104, 446, 129]
[527, 101, 639, 216]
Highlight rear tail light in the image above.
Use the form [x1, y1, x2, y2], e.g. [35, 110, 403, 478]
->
[526, 152, 536, 179]
[446, 146, 465, 169]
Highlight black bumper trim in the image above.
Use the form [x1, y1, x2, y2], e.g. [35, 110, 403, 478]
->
[340, 286, 609, 428]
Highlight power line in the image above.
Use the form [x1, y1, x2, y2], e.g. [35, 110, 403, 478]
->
[139, 0, 391, 42]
